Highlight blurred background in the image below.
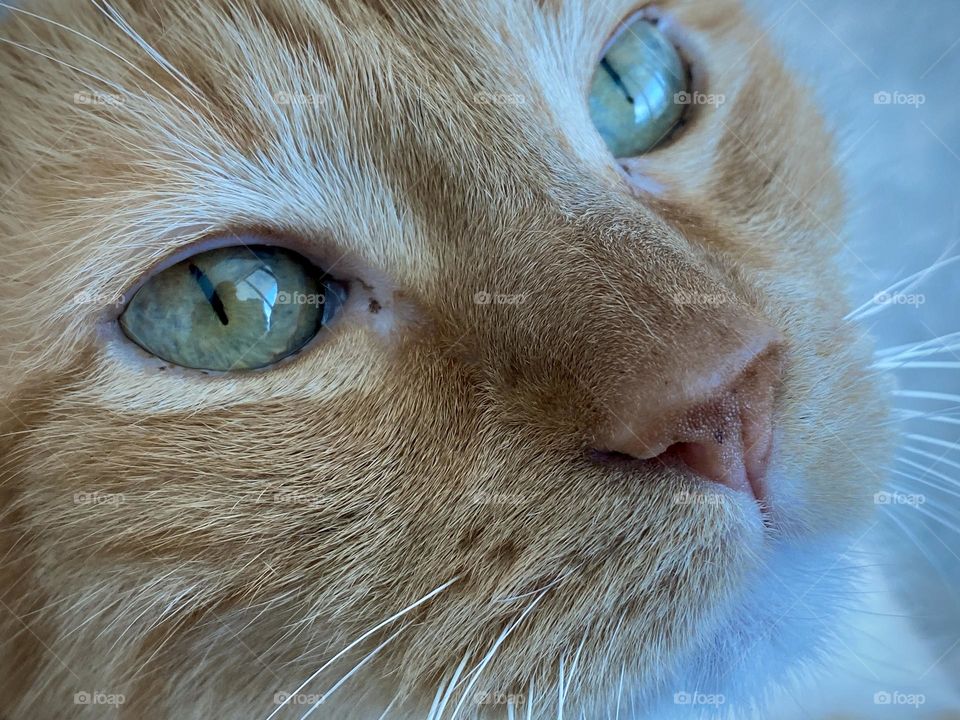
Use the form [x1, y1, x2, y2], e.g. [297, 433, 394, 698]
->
[744, 0, 960, 716]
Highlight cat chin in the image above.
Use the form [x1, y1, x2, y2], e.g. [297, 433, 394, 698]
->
[639, 535, 859, 719]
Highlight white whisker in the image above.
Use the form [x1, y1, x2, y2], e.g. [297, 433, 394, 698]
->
[880, 507, 960, 593]
[563, 633, 588, 713]
[449, 589, 549, 720]
[430, 649, 472, 720]
[875, 332, 960, 361]
[890, 482, 960, 536]
[886, 407, 960, 427]
[888, 463, 960, 500]
[847, 253, 960, 322]
[0, 2, 205, 119]
[901, 445, 960, 479]
[557, 656, 566, 720]
[894, 390, 960, 405]
[90, 0, 204, 103]
[905, 432, 960, 453]
[375, 695, 400, 720]
[298, 623, 409, 720]
[880, 361, 960, 370]
[265, 577, 458, 720]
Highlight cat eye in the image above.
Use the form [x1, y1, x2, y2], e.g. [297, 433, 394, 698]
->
[119, 245, 345, 371]
[588, 17, 688, 157]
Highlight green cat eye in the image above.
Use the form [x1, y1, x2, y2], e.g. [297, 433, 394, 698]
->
[119, 245, 344, 371]
[589, 18, 687, 157]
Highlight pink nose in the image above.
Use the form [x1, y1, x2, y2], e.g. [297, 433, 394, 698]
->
[593, 319, 783, 502]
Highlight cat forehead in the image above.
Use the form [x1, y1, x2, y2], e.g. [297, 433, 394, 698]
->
[1, 0, 828, 300]
[89, 0, 753, 231]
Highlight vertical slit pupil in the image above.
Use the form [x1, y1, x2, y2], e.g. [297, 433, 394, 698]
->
[188, 263, 229, 326]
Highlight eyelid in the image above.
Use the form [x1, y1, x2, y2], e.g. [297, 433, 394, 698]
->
[599, 8, 652, 59]
[103, 229, 354, 324]
[600, 6, 700, 83]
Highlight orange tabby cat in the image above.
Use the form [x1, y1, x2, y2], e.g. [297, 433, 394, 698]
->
[0, 1, 895, 718]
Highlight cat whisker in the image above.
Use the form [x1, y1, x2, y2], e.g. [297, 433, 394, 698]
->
[526, 677, 535, 720]
[557, 655, 566, 720]
[297, 622, 410, 720]
[265, 576, 459, 720]
[903, 432, 960, 454]
[847, 252, 960, 322]
[448, 589, 550, 720]
[883, 406, 960, 427]
[615, 663, 624, 720]
[427, 668, 451, 720]
[874, 331, 960, 362]
[375, 694, 400, 720]
[0, 2, 205, 119]
[428, 649, 471, 720]
[496, 571, 569, 604]
[893, 389, 960, 406]
[878, 507, 959, 600]
[908, 414, 960, 427]
[89, 0, 205, 104]
[889, 482, 960, 537]
[899, 445, 960, 485]
[878, 361, 960, 370]
[562, 632, 589, 717]
[886, 463, 960, 501]
[0, 36, 129, 101]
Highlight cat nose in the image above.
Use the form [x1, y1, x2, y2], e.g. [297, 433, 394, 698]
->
[591, 318, 783, 502]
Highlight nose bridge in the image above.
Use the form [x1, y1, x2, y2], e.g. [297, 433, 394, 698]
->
[504, 219, 748, 362]
[646, 301, 781, 407]
[465, 214, 761, 416]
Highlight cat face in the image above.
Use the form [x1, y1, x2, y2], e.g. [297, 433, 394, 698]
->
[0, 0, 892, 717]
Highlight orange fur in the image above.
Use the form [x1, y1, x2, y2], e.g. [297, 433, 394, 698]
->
[0, 1, 891, 718]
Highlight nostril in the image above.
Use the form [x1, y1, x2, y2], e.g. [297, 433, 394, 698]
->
[588, 331, 784, 505]
[656, 439, 754, 497]
[587, 449, 642, 465]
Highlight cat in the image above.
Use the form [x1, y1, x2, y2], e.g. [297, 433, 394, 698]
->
[0, 0, 935, 718]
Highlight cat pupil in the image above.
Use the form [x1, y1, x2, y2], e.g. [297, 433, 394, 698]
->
[188, 262, 230, 325]
[599, 57, 635, 104]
